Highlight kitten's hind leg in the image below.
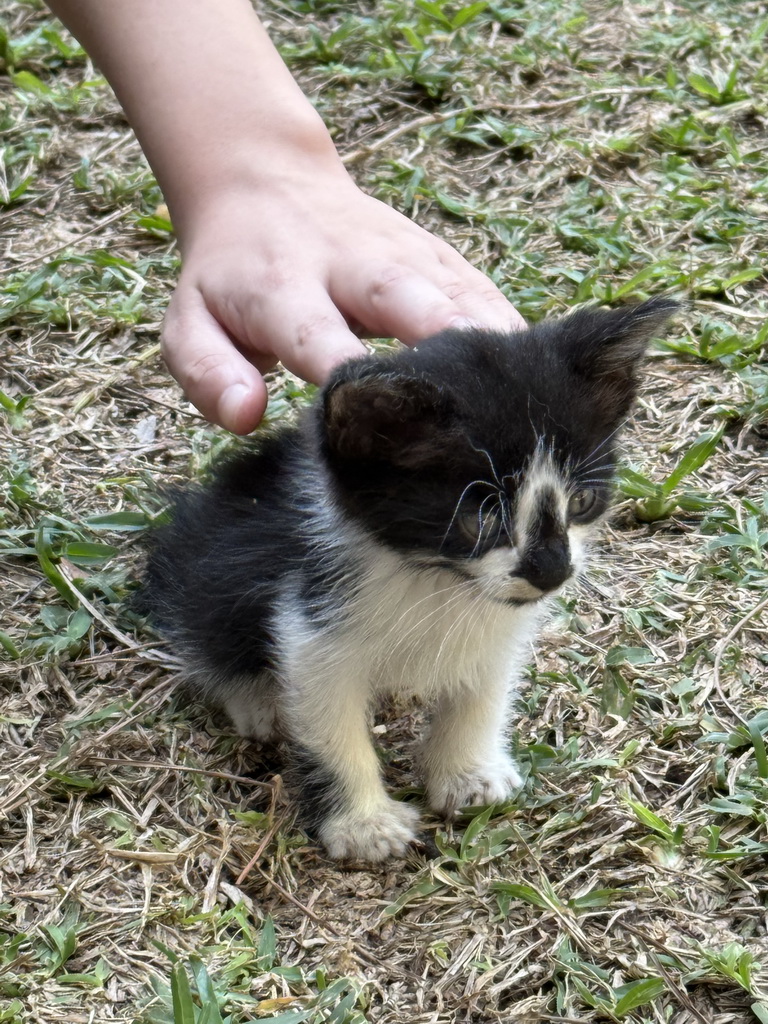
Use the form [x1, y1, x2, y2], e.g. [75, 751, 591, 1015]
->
[283, 651, 420, 861]
[222, 674, 280, 743]
[423, 673, 522, 817]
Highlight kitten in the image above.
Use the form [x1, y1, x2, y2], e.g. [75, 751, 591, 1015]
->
[144, 298, 677, 861]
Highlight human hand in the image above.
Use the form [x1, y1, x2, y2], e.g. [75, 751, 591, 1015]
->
[162, 160, 526, 434]
[44, 0, 523, 434]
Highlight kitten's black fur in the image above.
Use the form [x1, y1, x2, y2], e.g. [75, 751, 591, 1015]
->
[144, 298, 677, 860]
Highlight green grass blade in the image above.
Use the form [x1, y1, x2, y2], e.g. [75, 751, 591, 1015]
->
[662, 428, 724, 493]
[748, 721, 768, 778]
[35, 525, 78, 609]
[614, 978, 666, 1015]
[170, 962, 196, 1024]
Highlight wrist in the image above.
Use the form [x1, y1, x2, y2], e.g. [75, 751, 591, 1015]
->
[173, 124, 353, 255]
[48, 0, 349, 247]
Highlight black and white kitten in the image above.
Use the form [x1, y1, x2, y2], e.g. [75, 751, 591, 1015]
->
[145, 298, 677, 861]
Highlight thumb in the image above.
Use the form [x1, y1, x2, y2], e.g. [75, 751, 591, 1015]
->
[162, 286, 268, 434]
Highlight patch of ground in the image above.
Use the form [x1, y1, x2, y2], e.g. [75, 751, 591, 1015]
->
[1, 2, 767, 1022]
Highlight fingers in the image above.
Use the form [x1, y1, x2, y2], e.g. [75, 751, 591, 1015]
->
[161, 192, 526, 435]
[162, 287, 268, 434]
[246, 283, 368, 384]
[333, 261, 468, 343]
[163, 260, 523, 435]
[332, 249, 526, 343]
[431, 249, 527, 332]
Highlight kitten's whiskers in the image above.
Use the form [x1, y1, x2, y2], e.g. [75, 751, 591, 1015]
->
[574, 424, 625, 474]
[470, 444, 503, 488]
[440, 478, 497, 551]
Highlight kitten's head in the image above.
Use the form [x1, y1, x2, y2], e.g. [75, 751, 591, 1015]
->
[319, 298, 678, 605]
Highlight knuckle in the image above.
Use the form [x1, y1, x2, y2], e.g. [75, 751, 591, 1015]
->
[441, 277, 476, 304]
[368, 263, 412, 303]
[293, 315, 343, 350]
[160, 309, 181, 350]
[180, 350, 226, 393]
[259, 263, 295, 295]
[433, 239, 465, 268]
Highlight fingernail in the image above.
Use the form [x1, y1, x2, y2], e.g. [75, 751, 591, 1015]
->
[218, 383, 251, 432]
[448, 316, 477, 330]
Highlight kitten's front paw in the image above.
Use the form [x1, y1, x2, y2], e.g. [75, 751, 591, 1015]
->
[426, 755, 522, 817]
[319, 800, 421, 862]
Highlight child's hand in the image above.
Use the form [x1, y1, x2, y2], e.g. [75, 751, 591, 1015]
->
[45, 0, 524, 434]
[162, 164, 525, 434]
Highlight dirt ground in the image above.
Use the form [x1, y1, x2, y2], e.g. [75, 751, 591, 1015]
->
[2, 2, 767, 1022]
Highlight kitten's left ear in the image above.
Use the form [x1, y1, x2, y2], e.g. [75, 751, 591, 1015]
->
[322, 369, 459, 468]
[559, 296, 680, 418]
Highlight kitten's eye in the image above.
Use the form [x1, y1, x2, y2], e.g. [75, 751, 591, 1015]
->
[458, 511, 483, 541]
[458, 508, 501, 546]
[568, 488, 598, 521]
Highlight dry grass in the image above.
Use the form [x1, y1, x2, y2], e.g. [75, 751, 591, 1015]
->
[1, 1, 767, 1021]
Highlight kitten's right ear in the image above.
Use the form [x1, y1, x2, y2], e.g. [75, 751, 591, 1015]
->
[564, 297, 680, 373]
[558, 296, 681, 420]
[322, 370, 458, 468]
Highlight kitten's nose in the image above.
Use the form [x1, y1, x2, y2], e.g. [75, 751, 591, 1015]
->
[516, 543, 572, 593]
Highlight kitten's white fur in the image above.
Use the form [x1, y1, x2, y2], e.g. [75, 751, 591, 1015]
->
[225, 451, 591, 860]
[152, 300, 676, 861]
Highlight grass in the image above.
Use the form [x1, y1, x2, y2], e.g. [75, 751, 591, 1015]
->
[1, 0, 767, 1021]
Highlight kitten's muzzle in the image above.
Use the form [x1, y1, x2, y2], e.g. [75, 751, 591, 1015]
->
[514, 543, 572, 594]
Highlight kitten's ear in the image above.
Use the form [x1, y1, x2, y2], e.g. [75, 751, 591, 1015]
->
[560, 297, 680, 418]
[323, 371, 457, 468]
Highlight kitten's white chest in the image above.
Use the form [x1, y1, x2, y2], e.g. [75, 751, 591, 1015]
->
[353, 550, 540, 699]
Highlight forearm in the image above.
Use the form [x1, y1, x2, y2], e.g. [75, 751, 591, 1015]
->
[47, 0, 524, 433]
[47, 0, 342, 246]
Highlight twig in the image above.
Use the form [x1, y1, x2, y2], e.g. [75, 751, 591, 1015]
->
[236, 786, 288, 883]
[341, 86, 660, 164]
[342, 112, 454, 164]
[251, 860, 422, 981]
[83, 755, 273, 790]
[712, 594, 768, 727]
[235, 824, 281, 884]
[58, 555, 178, 669]
[58, 565, 141, 651]
[622, 923, 711, 1024]
[91, 673, 175, 742]
[71, 341, 161, 416]
[11, 208, 128, 270]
